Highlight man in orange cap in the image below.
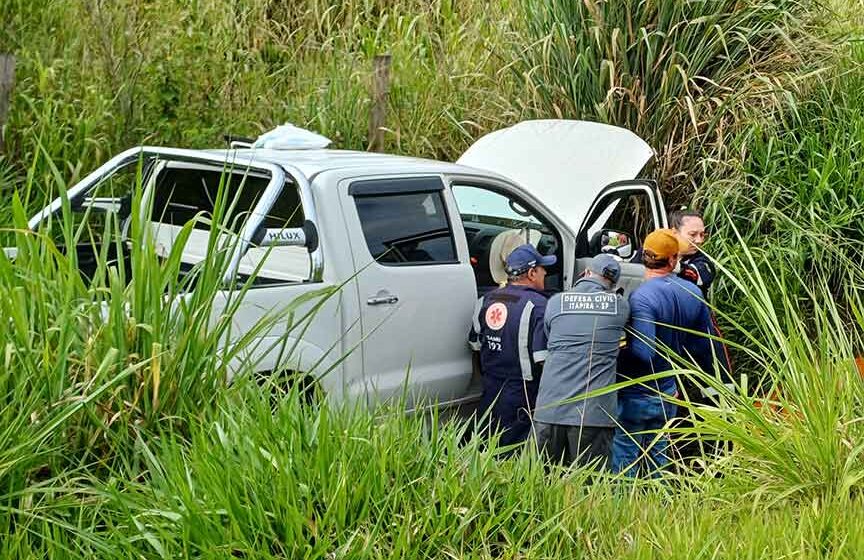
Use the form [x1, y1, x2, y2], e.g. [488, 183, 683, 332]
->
[612, 229, 729, 477]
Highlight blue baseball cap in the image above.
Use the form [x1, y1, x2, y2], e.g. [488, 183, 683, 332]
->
[587, 254, 621, 284]
[505, 244, 557, 277]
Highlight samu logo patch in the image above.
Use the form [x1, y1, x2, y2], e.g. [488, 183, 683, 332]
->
[485, 302, 508, 330]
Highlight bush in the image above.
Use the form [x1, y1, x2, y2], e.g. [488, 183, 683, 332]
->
[700, 43, 864, 350]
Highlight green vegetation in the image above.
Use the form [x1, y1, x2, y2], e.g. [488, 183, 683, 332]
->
[0, 0, 827, 198]
[2, 0, 864, 557]
[0, 0, 513, 192]
[697, 43, 864, 375]
[516, 0, 819, 196]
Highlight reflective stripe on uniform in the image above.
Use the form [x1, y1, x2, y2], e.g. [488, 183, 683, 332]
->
[468, 296, 485, 351]
[518, 300, 535, 380]
[533, 350, 548, 362]
[472, 296, 484, 335]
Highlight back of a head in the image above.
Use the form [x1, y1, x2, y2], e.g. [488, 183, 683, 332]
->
[642, 229, 687, 270]
[586, 254, 621, 287]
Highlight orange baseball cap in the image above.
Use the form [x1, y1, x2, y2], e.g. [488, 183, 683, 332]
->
[643, 229, 689, 260]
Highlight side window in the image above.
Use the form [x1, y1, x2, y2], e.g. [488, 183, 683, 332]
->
[451, 184, 561, 291]
[579, 189, 656, 258]
[352, 180, 457, 265]
[151, 166, 304, 232]
[150, 164, 310, 283]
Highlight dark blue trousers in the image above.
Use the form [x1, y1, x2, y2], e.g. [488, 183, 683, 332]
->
[479, 376, 540, 449]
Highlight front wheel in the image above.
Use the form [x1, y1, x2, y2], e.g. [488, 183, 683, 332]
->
[255, 370, 321, 409]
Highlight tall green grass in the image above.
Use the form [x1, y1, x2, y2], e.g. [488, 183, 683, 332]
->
[1, 0, 829, 211]
[0, 0, 513, 204]
[57, 380, 864, 558]
[5, 370, 864, 557]
[698, 42, 864, 362]
[674, 243, 864, 502]
[2, 156, 864, 557]
[0, 157, 338, 555]
[3, 0, 864, 557]
[513, 0, 820, 199]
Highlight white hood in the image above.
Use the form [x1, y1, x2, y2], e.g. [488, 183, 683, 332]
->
[457, 120, 653, 231]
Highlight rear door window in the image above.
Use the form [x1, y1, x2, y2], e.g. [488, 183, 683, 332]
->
[351, 177, 457, 265]
[149, 164, 309, 282]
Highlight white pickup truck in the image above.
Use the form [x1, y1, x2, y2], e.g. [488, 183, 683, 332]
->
[22, 120, 667, 408]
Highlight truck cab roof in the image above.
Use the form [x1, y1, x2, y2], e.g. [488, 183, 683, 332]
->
[207, 148, 489, 183]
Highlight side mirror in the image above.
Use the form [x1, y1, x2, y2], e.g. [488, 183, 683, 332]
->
[597, 228, 633, 260]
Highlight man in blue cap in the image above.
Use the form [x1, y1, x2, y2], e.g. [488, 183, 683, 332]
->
[533, 255, 630, 469]
[468, 244, 556, 449]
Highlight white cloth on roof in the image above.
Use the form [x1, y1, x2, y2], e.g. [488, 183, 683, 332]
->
[252, 124, 332, 150]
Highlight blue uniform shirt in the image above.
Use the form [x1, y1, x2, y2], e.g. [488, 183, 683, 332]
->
[632, 249, 717, 299]
[618, 274, 724, 396]
[468, 284, 549, 381]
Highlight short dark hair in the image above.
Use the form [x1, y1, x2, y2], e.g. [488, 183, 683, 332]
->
[642, 250, 670, 270]
[669, 208, 703, 230]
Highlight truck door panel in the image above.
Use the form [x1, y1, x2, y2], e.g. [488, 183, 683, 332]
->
[340, 175, 477, 408]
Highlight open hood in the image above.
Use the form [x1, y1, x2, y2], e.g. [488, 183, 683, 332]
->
[457, 120, 653, 231]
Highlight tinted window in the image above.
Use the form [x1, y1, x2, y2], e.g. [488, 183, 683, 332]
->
[151, 166, 304, 232]
[354, 190, 457, 265]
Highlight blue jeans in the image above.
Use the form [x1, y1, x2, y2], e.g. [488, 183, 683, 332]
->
[612, 392, 677, 477]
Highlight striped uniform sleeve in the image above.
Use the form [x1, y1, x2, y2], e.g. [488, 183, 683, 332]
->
[680, 255, 716, 295]
[467, 296, 484, 351]
[517, 300, 536, 380]
[529, 299, 549, 365]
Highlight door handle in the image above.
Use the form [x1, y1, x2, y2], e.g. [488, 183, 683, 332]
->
[367, 295, 399, 305]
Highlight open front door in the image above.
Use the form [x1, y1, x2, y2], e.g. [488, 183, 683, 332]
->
[574, 180, 666, 296]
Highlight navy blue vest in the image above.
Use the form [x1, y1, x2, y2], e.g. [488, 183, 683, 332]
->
[468, 285, 549, 381]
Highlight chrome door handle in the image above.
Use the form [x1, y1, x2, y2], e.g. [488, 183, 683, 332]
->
[367, 295, 399, 305]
